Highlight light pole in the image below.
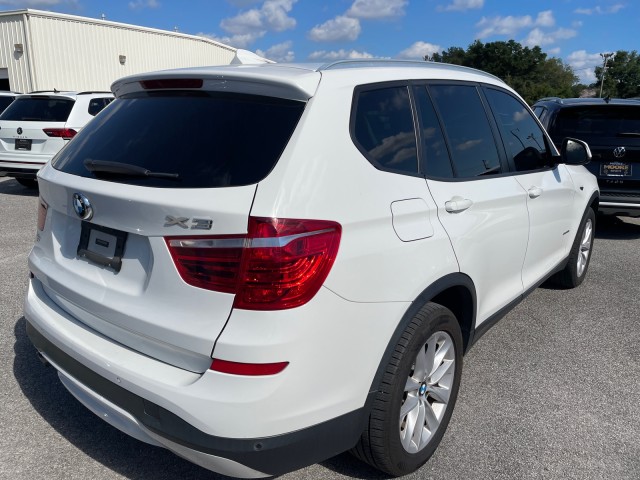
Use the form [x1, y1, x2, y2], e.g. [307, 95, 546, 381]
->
[599, 52, 614, 98]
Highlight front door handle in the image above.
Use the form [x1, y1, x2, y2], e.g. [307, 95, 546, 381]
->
[528, 186, 543, 198]
[445, 197, 473, 213]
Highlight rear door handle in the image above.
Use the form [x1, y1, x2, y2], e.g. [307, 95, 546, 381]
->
[528, 186, 543, 198]
[445, 197, 473, 213]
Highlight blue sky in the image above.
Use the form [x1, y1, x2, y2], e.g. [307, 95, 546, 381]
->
[1, 1, 636, 83]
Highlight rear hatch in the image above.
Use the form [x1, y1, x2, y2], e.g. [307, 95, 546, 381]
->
[550, 104, 640, 193]
[32, 72, 313, 373]
[0, 95, 76, 160]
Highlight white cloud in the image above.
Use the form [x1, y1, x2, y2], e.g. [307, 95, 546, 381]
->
[523, 27, 576, 47]
[437, 0, 484, 12]
[220, 0, 297, 35]
[567, 50, 603, 83]
[575, 4, 625, 15]
[535, 10, 555, 27]
[128, 0, 159, 9]
[347, 0, 408, 19]
[308, 15, 361, 42]
[476, 14, 534, 38]
[308, 49, 375, 61]
[547, 47, 561, 55]
[397, 41, 442, 59]
[256, 41, 295, 62]
[198, 31, 266, 49]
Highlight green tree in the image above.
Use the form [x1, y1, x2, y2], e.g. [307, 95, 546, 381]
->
[595, 50, 640, 98]
[431, 40, 577, 104]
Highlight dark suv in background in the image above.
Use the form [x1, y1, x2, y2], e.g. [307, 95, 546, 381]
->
[533, 97, 640, 217]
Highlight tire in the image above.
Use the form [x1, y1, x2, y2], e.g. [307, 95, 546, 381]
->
[351, 302, 463, 476]
[553, 207, 595, 289]
[16, 178, 38, 189]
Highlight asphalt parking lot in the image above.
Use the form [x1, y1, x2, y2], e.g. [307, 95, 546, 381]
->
[1, 175, 639, 480]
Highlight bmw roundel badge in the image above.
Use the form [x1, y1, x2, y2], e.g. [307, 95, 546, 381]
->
[73, 193, 93, 220]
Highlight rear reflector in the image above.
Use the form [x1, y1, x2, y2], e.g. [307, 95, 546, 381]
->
[166, 217, 341, 310]
[37, 198, 48, 231]
[140, 79, 204, 90]
[210, 359, 289, 376]
[43, 128, 77, 139]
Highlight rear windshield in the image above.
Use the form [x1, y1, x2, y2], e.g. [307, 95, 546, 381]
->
[0, 96, 74, 122]
[0, 96, 15, 113]
[52, 91, 306, 188]
[552, 105, 640, 139]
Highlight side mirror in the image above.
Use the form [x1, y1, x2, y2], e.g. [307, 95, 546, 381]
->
[561, 137, 592, 165]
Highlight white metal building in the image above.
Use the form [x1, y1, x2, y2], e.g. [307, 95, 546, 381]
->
[0, 9, 238, 93]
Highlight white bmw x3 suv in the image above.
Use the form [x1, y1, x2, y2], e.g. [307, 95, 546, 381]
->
[24, 61, 598, 478]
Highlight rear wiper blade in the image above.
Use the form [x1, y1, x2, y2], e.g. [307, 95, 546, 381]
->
[84, 159, 180, 179]
[617, 132, 640, 137]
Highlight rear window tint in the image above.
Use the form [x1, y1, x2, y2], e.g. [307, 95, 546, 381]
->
[53, 92, 305, 188]
[0, 96, 74, 122]
[0, 96, 15, 113]
[552, 105, 640, 139]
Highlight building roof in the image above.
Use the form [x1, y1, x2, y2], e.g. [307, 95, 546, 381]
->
[0, 8, 236, 53]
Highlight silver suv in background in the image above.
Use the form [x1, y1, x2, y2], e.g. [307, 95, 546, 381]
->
[0, 91, 114, 188]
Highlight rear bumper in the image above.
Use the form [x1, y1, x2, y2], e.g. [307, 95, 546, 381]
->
[0, 164, 42, 178]
[599, 191, 640, 217]
[23, 275, 400, 476]
[27, 320, 369, 477]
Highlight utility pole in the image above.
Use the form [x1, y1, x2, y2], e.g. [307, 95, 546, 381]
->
[599, 52, 614, 98]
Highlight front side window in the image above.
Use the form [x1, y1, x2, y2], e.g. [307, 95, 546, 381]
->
[429, 85, 501, 178]
[352, 86, 418, 174]
[485, 88, 550, 172]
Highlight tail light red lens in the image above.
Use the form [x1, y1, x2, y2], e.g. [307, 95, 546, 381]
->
[210, 359, 289, 376]
[165, 217, 341, 310]
[43, 128, 77, 139]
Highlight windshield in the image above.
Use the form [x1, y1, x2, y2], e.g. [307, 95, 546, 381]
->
[53, 91, 306, 188]
[552, 105, 640, 139]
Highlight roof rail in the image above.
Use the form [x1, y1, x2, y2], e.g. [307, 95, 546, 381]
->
[537, 96, 563, 103]
[318, 59, 504, 82]
[28, 89, 75, 94]
[77, 91, 112, 95]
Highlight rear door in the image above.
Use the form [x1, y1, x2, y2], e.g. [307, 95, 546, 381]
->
[415, 83, 529, 325]
[33, 87, 307, 373]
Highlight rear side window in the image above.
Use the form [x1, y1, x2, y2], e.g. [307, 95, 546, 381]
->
[88, 97, 114, 116]
[552, 105, 640, 139]
[53, 92, 305, 188]
[0, 97, 74, 122]
[352, 86, 418, 174]
[429, 85, 501, 177]
[414, 86, 453, 178]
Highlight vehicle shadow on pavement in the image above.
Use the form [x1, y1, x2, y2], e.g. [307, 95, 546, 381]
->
[12, 316, 226, 480]
[595, 215, 640, 240]
[0, 178, 39, 197]
[320, 453, 391, 479]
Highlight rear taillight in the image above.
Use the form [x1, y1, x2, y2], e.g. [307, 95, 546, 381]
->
[37, 198, 48, 231]
[166, 217, 341, 310]
[43, 128, 77, 139]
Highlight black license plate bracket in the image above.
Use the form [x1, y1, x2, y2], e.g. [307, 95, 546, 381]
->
[15, 138, 32, 151]
[77, 221, 127, 272]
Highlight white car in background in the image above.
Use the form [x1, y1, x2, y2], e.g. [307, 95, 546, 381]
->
[25, 61, 598, 478]
[0, 91, 113, 187]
